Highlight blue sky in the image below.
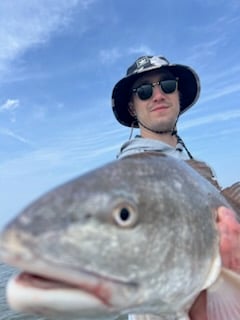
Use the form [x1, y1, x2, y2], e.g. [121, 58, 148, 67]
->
[0, 0, 240, 228]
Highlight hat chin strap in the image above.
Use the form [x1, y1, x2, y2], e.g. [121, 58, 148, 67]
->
[136, 118, 194, 159]
[137, 119, 177, 135]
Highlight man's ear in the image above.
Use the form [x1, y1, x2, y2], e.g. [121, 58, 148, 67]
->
[128, 102, 136, 117]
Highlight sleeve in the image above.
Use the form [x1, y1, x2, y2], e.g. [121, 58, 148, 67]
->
[185, 159, 222, 190]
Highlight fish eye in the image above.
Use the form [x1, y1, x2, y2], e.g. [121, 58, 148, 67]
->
[112, 204, 138, 228]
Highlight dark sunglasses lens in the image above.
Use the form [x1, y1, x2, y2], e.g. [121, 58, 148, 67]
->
[160, 80, 177, 94]
[136, 84, 153, 100]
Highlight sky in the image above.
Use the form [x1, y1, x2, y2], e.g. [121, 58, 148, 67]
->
[0, 0, 240, 228]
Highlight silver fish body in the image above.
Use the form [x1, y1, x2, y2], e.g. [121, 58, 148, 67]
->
[0, 153, 231, 319]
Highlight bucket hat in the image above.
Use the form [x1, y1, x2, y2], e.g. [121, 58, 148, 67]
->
[112, 55, 200, 127]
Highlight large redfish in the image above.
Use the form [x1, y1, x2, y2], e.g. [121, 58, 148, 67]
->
[0, 153, 240, 320]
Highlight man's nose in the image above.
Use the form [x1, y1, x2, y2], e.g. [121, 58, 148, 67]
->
[152, 84, 165, 99]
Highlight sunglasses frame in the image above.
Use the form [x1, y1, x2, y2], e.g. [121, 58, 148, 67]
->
[132, 78, 178, 100]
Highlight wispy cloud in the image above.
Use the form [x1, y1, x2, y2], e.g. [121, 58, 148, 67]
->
[99, 48, 121, 64]
[0, 99, 20, 112]
[201, 83, 240, 103]
[128, 45, 153, 56]
[0, 127, 33, 145]
[180, 109, 240, 130]
[99, 45, 153, 64]
[0, 0, 98, 78]
[0, 98, 20, 122]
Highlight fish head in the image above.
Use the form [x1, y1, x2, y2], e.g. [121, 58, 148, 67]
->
[0, 153, 222, 318]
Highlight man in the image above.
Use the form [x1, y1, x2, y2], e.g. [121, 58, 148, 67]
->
[112, 55, 199, 161]
[111, 55, 240, 319]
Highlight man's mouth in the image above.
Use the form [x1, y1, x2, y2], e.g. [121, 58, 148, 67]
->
[151, 105, 169, 112]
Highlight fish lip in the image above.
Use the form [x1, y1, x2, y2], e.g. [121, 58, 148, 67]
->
[0, 242, 135, 287]
[2, 252, 135, 287]
[2, 250, 138, 307]
[7, 274, 123, 319]
[13, 271, 114, 307]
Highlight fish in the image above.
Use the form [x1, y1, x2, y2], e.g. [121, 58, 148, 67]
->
[0, 152, 240, 320]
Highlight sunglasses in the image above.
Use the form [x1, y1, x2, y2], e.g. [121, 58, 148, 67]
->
[132, 79, 178, 101]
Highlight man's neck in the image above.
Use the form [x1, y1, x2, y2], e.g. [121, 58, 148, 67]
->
[140, 129, 177, 147]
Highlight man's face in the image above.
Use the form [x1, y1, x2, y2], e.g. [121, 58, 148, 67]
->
[129, 70, 180, 133]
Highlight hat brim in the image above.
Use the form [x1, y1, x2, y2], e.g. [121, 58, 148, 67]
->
[112, 64, 200, 127]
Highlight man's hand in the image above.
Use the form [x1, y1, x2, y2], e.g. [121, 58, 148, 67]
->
[217, 206, 240, 272]
[189, 207, 240, 320]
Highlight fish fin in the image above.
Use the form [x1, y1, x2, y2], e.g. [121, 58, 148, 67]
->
[221, 182, 240, 221]
[207, 268, 240, 320]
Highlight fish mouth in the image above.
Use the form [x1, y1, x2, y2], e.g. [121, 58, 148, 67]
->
[1, 246, 139, 318]
[6, 272, 114, 318]
[10, 269, 114, 305]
